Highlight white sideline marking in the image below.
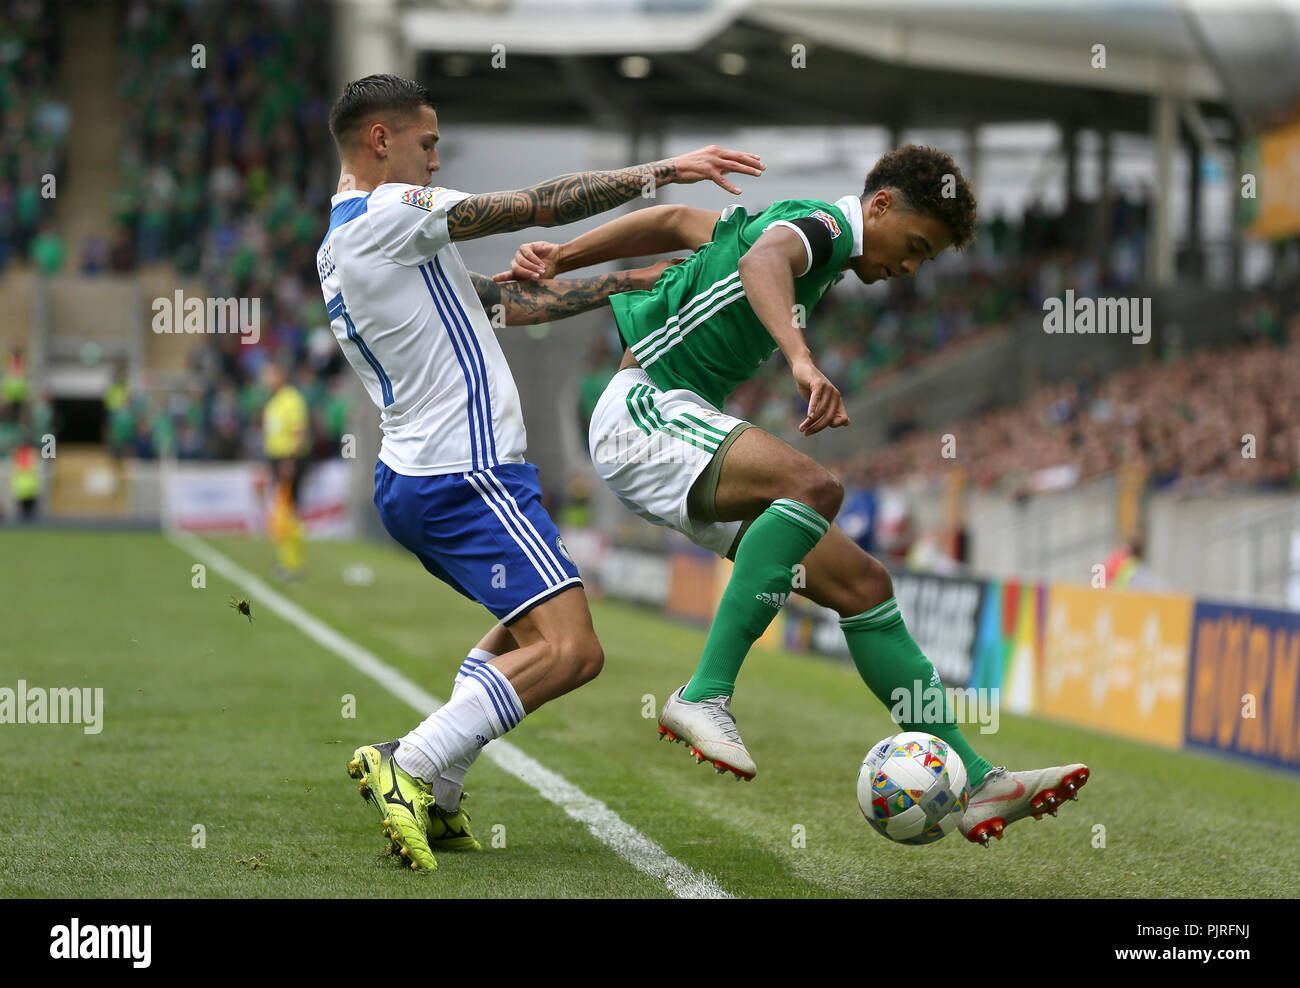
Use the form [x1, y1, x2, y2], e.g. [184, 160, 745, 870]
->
[169, 531, 731, 899]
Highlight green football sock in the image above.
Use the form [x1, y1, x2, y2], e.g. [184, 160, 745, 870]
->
[682, 498, 829, 702]
[840, 598, 994, 788]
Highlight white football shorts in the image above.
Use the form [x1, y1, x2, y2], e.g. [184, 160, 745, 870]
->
[588, 368, 747, 557]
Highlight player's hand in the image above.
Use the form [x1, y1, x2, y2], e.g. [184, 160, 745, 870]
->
[633, 256, 685, 289]
[791, 355, 850, 436]
[670, 146, 765, 195]
[493, 241, 562, 282]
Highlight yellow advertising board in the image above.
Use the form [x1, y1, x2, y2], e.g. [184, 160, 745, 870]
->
[1040, 585, 1192, 747]
[1246, 118, 1300, 240]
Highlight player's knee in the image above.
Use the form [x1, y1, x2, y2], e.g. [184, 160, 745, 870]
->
[840, 553, 894, 617]
[796, 468, 843, 522]
[562, 633, 604, 686]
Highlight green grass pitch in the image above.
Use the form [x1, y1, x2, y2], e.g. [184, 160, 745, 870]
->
[2, 528, 1297, 898]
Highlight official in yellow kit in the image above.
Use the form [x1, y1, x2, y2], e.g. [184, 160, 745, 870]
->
[263, 362, 310, 579]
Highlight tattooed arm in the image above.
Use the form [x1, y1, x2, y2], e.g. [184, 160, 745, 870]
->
[469, 263, 671, 327]
[445, 145, 763, 242]
[494, 204, 720, 283]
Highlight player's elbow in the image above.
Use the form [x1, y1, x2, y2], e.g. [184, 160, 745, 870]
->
[737, 244, 778, 280]
[660, 204, 701, 249]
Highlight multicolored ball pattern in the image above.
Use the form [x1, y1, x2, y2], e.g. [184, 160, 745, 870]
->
[857, 731, 970, 845]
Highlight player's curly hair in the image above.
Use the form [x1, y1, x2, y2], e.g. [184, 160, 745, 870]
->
[329, 74, 436, 148]
[862, 144, 978, 250]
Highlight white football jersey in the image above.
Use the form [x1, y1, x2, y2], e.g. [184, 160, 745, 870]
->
[316, 183, 527, 476]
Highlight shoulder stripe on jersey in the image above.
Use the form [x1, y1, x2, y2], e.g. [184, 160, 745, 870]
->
[423, 262, 490, 469]
[326, 292, 394, 407]
[480, 469, 568, 583]
[419, 265, 482, 470]
[464, 472, 562, 585]
[434, 256, 498, 465]
[639, 282, 747, 369]
[319, 194, 372, 252]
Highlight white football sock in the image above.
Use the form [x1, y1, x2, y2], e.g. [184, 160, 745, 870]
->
[428, 648, 495, 812]
[396, 661, 524, 785]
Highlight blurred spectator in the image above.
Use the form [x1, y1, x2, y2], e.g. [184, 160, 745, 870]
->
[28, 219, 64, 273]
[10, 442, 40, 520]
[3, 345, 29, 422]
[80, 232, 109, 274]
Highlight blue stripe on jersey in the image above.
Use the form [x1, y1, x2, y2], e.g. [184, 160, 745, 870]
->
[326, 292, 394, 407]
[434, 256, 499, 465]
[418, 264, 481, 470]
[320, 194, 372, 251]
[428, 260, 495, 469]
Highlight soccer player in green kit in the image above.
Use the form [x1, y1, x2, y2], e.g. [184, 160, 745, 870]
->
[498, 145, 1089, 846]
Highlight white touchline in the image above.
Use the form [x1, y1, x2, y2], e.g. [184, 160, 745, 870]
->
[169, 531, 731, 900]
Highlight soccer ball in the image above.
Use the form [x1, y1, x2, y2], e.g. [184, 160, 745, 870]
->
[857, 731, 969, 845]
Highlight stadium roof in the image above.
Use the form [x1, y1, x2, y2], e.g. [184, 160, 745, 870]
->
[399, 0, 1270, 135]
[400, 0, 1299, 132]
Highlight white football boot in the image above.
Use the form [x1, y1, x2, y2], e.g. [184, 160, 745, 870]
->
[959, 763, 1090, 847]
[657, 686, 757, 781]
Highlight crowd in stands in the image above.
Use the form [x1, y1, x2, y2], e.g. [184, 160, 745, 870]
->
[832, 292, 1300, 498]
[1, 0, 350, 469]
[102, 0, 347, 462]
[103, 336, 353, 463]
[0, 0, 69, 275]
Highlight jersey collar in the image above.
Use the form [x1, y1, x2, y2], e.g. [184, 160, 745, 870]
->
[330, 189, 370, 205]
[834, 194, 865, 258]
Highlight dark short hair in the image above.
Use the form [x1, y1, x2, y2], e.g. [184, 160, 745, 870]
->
[863, 144, 978, 250]
[329, 74, 436, 148]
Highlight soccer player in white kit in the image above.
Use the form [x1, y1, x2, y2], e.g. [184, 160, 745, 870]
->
[318, 74, 764, 870]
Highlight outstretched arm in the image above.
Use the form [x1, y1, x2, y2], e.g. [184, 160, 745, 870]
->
[494, 204, 721, 282]
[737, 226, 849, 436]
[468, 263, 672, 327]
[446, 146, 761, 242]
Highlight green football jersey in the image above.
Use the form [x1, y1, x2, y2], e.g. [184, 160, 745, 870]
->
[609, 197, 856, 409]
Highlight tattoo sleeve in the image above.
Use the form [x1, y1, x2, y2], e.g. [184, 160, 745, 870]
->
[469, 270, 644, 327]
[447, 161, 678, 241]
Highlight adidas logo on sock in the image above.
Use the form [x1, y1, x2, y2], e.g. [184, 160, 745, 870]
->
[755, 591, 789, 609]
